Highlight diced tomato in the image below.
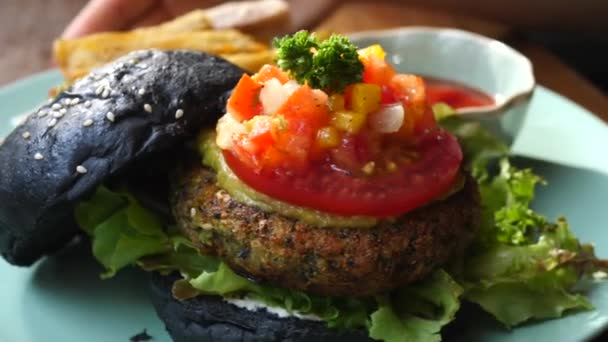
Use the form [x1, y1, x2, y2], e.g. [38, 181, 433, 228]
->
[261, 145, 287, 170]
[380, 85, 398, 104]
[389, 74, 429, 137]
[252, 64, 290, 84]
[231, 133, 262, 172]
[330, 135, 362, 172]
[248, 116, 275, 146]
[390, 74, 426, 119]
[343, 84, 354, 110]
[414, 107, 438, 134]
[227, 74, 263, 121]
[278, 85, 330, 126]
[273, 127, 312, 158]
[361, 54, 396, 86]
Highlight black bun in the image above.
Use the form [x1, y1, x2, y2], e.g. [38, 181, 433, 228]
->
[0, 50, 244, 265]
[149, 272, 372, 342]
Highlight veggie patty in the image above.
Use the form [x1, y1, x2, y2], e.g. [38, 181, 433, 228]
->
[171, 161, 479, 296]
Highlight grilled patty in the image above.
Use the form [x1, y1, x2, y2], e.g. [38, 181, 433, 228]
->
[171, 162, 479, 297]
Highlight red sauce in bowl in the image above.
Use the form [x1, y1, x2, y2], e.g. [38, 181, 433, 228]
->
[425, 78, 494, 109]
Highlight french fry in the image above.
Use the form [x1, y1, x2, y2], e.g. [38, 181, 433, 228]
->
[54, 30, 268, 82]
[52, 0, 289, 83]
[137, 10, 212, 34]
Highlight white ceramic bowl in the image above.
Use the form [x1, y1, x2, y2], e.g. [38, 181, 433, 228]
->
[349, 27, 535, 142]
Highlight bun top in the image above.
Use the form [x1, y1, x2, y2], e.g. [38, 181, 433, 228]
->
[0, 50, 244, 265]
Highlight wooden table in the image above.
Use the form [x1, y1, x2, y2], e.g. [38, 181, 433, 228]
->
[1, 1, 606, 122]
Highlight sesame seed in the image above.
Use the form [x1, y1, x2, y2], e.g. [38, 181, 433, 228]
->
[143, 103, 152, 113]
[34, 153, 44, 160]
[95, 85, 104, 95]
[139, 63, 148, 69]
[175, 109, 184, 119]
[76, 165, 88, 174]
[83, 119, 93, 127]
[70, 98, 80, 105]
[59, 108, 67, 114]
[47, 98, 54, 104]
[37, 110, 48, 117]
[22, 131, 31, 139]
[190, 208, 197, 217]
[361, 161, 376, 175]
[94, 74, 102, 81]
[62, 98, 71, 105]
[101, 88, 110, 98]
[137, 88, 145, 96]
[84, 100, 92, 108]
[48, 118, 58, 127]
[52, 111, 63, 118]
[106, 112, 115, 122]
[51, 103, 62, 110]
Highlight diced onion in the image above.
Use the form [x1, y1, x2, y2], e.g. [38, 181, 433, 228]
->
[260, 78, 288, 115]
[282, 80, 300, 95]
[368, 103, 405, 133]
[216, 113, 246, 149]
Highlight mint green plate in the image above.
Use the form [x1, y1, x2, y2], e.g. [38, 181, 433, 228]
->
[1, 70, 607, 342]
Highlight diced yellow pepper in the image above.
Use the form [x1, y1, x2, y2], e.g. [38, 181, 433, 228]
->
[316, 126, 341, 149]
[358, 44, 386, 59]
[328, 94, 345, 111]
[351, 83, 381, 115]
[331, 110, 367, 134]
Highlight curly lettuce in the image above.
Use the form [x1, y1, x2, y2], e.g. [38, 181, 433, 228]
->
[442, 116, 607, 327]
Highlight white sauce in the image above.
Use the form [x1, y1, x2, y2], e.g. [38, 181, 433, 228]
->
[224, 296, 322, 321]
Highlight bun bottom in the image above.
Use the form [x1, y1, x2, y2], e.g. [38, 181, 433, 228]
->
[149, 272, 371, 342]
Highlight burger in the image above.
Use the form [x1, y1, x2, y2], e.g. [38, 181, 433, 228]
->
[0, 32, 604, 342]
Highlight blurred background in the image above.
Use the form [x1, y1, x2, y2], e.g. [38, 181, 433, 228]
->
[0, 0, 605, 113]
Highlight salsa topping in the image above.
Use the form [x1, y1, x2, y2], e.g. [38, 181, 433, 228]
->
[217, 33, 463, 217]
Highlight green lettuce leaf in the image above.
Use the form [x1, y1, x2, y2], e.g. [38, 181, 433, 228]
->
[75, 187, 169, 278]
[442, 117, 607, 327]
[369, 270, 462, 342]
[461, 218, 599, 326]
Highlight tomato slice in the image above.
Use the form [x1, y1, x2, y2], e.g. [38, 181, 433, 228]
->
[224, 127, 462, 217]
